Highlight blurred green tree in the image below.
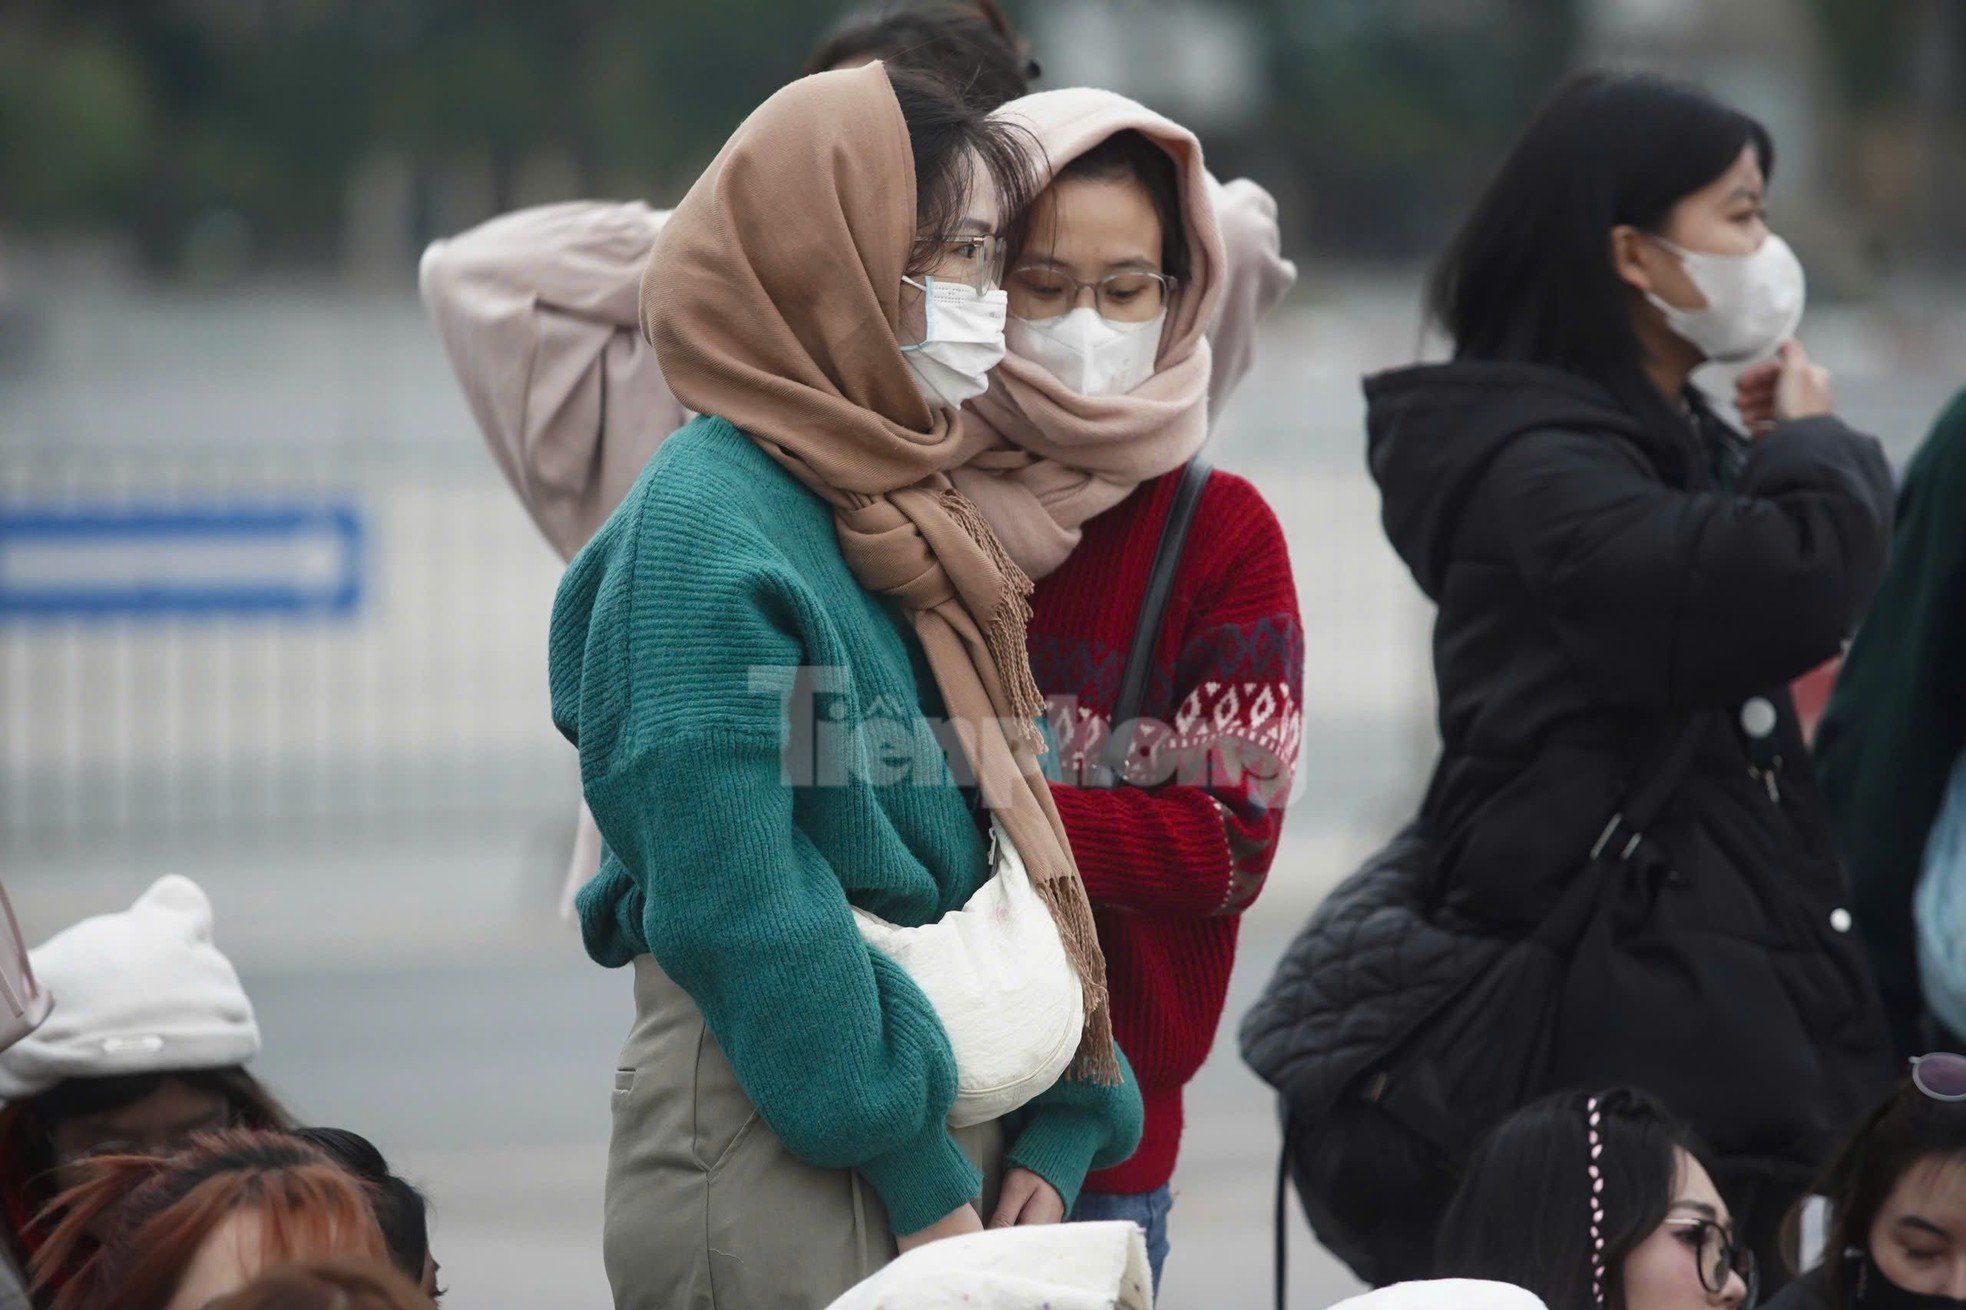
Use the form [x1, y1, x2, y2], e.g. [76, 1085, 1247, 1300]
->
[0, 0, 1955, 272]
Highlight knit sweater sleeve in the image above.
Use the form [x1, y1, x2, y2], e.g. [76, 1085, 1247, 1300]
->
[553, 471, 978, 1237]
[1204, 173, 1297, 413]
[419, 200, 686, 561]
[1489, 416, 1893, 708]
[1002, 1048, 1145, 1214]
[1050, 474, 1304, 917]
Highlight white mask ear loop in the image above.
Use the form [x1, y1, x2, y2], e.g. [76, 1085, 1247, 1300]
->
[894, 276, 1009, 410]
[900, 276, 937, 352]
[1643, 233, 1702, 307]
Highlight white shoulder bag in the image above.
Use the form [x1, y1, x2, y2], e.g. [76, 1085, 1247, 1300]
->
[854, 460, 1214, 1128]
[854, 820, 1083, 1127]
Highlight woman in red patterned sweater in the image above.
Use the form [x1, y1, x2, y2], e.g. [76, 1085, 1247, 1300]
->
[957, 89, 1303, 1288]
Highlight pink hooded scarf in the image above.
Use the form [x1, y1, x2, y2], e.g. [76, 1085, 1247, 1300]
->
[951, 88, 1227, 581]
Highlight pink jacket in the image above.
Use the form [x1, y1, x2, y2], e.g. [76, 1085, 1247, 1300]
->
[419, 179, 1296, 906]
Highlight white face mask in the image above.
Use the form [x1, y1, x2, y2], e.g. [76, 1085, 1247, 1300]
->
[1644, 232, 1806, 365]
[900, 276, 1008, 411]
[1007, 306, 1168, 398]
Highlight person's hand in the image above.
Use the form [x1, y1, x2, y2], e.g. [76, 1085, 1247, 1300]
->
[1734, 340, 1833, 433]
[989, 1167, 1066, 1228]
[1772, 339, 1833, 422]
[1732, 354, 1782, 435]
[895, 1203, 984, 1254]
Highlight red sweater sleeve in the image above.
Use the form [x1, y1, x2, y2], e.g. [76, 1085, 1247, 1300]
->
[1050, 473, 1303, 919]
[1050, 783, 1232, 916]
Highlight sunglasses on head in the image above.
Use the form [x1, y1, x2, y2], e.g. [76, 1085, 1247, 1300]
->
[1911, 1052, 1966, 1102]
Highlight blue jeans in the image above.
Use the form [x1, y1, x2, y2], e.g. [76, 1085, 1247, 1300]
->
[1069, 1185, 1173, 1294]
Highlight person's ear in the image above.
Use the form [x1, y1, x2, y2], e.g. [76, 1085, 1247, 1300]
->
[1610, 225, 1656, 295]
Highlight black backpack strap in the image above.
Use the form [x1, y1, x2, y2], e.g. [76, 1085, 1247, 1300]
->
[1085, 458, 1213, 789]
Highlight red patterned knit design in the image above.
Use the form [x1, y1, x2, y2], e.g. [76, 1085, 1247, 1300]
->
[1029, 466, 1303, 1195]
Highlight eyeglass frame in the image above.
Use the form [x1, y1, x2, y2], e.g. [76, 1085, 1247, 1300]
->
[1003, 264, 1181, 322]
[1911, 1052, 1966, 1102]
[912, 232, 1011, 295]
[1666, 1217, 1758, 1302]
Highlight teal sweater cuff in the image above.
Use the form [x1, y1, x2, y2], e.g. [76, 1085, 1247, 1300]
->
[857, 1119, 982, 1237]
[1003, 1106, 1112, 1215]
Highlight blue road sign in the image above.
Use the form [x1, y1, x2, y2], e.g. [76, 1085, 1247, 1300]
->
[0, 503, 364, 619]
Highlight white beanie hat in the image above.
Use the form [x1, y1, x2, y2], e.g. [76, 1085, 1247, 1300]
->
[1328, 1281, 1550, 1310]
[0, 876, 261, 1103]
[824, 1222, 1152, 1310]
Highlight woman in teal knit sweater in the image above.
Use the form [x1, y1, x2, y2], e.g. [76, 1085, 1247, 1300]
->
[547, 63, 1141, 1309]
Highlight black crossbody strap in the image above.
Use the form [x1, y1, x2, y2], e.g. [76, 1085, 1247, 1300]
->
[1085, 458, 1213, 790]
[1532, 712, 1713, 948]
[1588, 714, 1712, 866]
[1274, 1111, 1294, 1310]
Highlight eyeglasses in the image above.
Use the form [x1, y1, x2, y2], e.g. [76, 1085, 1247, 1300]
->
[1912, 1052, 1966, 1102]
[1006, 266, 1178, 324]
[1667, 1218, 1758, 1301]
[918, 233, 1009, 295]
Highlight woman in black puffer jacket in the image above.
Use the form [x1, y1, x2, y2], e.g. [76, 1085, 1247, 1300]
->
[1367, 71, 1896, 1280]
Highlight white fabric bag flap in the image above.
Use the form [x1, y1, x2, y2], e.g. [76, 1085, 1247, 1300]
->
[854, 820, 1084, 1127]
[1326, 1281, 1550, 1310]
[823, 1221, 1152, 1310]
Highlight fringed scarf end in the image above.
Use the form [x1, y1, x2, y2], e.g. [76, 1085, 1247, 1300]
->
[1035, 872, 1124, 1086]
[938, 488, 1046, 725]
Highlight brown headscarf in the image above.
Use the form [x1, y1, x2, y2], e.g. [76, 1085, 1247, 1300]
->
[952, 89, 1227, 581]
[641, 63, 1116, 1083]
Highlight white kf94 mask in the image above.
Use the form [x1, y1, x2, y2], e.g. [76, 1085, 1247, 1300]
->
[1007, 306, 1168, 397]
[1645, 232, 1806, 365]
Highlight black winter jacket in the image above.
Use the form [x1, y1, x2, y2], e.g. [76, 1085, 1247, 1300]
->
[1365, 360, 1896, 1182]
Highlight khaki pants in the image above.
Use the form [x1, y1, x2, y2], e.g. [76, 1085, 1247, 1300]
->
[604, 956, 1004, 1310]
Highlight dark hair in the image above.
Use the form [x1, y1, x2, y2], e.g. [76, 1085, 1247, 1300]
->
[30, 1068, 291, 1133]
[808, 1, 1037, 111]
[1046, 128, 1190, 284]
[1800, 1077, 1966, 1308]
[884, 64, 1042, 277]
[1429, 70, 1775, 381]
[1436, 1088, 1706, 1310]
[12, 1068, 294, 1212]
[292, 1128, 430, 1288]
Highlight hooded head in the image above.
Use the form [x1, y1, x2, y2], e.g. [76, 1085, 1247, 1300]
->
[952, 87, 1226, 581]
[642, 60, 1040, 494]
